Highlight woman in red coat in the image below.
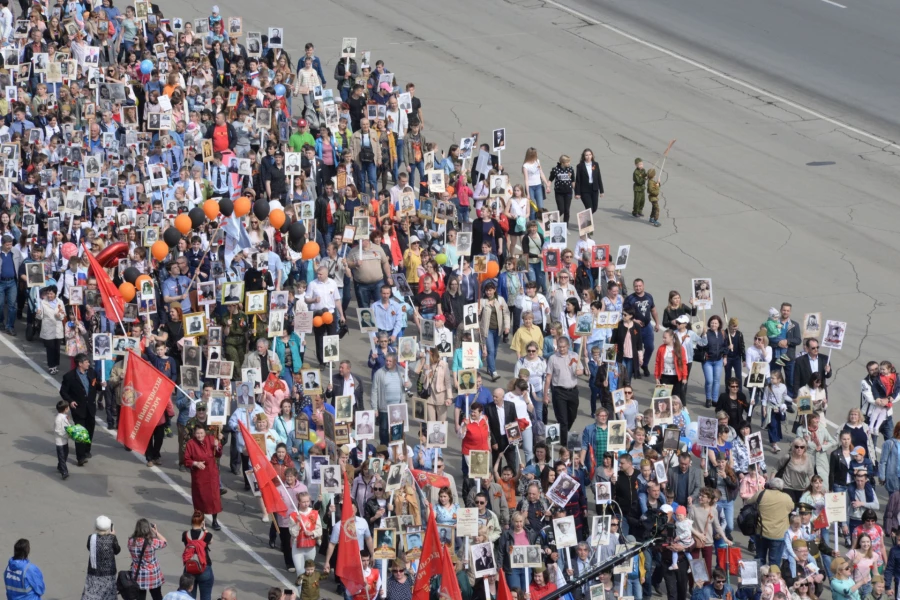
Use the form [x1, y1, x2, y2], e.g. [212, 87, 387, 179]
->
[459, 402, 491, 481]
[654, 329, 690, 402]
[184, 424, 224, 530]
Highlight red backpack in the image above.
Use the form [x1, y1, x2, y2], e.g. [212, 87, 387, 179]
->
[182, 537, 208, 575]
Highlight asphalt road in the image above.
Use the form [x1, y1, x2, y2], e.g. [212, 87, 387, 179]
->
[4, 0, 900, 597]
[566, 0, 900, 137]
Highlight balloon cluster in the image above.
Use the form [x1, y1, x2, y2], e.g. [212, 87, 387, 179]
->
[155, 195, 319, 267]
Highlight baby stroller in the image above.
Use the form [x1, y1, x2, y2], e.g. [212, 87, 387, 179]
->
[25, 277, 57, 341]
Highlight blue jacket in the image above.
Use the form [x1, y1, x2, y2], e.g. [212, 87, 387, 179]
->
[274, 334, 304, 375]
[884, 544, 900, 595]
[691, 583, 736, 600]
[315, 136, 340, 166]
[4, 558, 45, 600]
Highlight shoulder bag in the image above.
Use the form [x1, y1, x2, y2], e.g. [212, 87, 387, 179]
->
[117, 539, 148, 600]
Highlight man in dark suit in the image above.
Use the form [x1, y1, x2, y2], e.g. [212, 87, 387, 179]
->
[792, 337, 831, 398]
[484, 388, 519, 470]
[301, 146, 326, 198]
[325, 360, 364, 411]
[59, 353, 102, 465]
[767, 302, 802, 394]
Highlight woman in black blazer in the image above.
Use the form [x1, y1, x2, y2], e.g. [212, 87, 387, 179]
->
[573, 148, 604, 213]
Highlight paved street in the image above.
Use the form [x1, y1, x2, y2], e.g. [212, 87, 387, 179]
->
[3, 0, 900, 597]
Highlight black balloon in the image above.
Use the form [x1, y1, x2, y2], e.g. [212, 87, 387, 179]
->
[123, 267, 140, 285]
[289, 221, 306, 245]
[218, 198, 234, 217]
[253, 199, 270, 221]
[189, 207, 206, 229]
[279, 215, 292, 234]
[163, 227, 182, 248]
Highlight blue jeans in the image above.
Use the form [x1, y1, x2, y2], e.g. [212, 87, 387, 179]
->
[717, 499, 734, 537]
[528, 263, 547, 294]
[507, 568, 526, 590]
[702, 359, 724, 401]
[625, 576, 643, 600]
[640, 326, 655, 370]
[724, 356, 742, 388]
[360, 161, 377, 194]
[485, 329, 500, 374]
[756, 536, 785, 566]
[458, 206, 469, 223]
[392, 139, 404, 182]
[531, 390, 544, 424]
[354, 279, 384, 310]
[528, 184, 545, 216]
[0, 279, 15, 329]
[782, 359, 796, 398]
[187, 565, 214, 600]
[409, 161, 426, 190]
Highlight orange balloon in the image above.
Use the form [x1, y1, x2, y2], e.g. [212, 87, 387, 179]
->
[234, 196, 251, 217]
[135, 274, 152, 290]
[203, 199, 220, 220]
[485, 260, 500, 278]
[301, 241, 320, 260]
[322, 311, 334, 325]
[151, 240, 169, 261]
[312, 316, 324, 328]
[446, 185, 455, 196]
[118, 282, 136, 302]
[174, 213, 192, 235]
[269, 208, 285, 229]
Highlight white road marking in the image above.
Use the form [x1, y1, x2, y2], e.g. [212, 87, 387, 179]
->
[819, 0, 847, 7]
[543, 0, 895, 149]
[0, 334, 297, 590]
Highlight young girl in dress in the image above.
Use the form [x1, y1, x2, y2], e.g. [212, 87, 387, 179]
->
[764, 370, 790, 453]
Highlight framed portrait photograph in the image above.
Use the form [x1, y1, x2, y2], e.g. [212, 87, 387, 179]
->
[183, 312, 207, 337]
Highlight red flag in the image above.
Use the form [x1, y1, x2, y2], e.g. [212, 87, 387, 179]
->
[335, 470, 369, 598]
[413, 506, 444, 600]
[237, 421, 288, 516]
[496, 569, 514, 600]
[82, 244, 124, 322]
[411, 469, 451, 490]
[439, 545, 462, 600]
[117, 350, 175, 454]
[812, 509, 828, 530]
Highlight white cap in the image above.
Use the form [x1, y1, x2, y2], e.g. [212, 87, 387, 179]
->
[211, 5, 219, 13]
[95, 515, 112, 531]
[660, 504, 673, 514]
[675, 314, 690, 324]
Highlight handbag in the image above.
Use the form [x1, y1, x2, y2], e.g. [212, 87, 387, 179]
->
[117, 539, 148, 600]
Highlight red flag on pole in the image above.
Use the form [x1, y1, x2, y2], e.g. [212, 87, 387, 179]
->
[117, 350, 175, 454]
[81, 244, 124, 322]
[412, 506, 444, 600]
[237, 421, 288, 516]
[335, 469, 369, 598]
[439, 545, 462, 600]
[410, 469, 451, 490]
[496, 569, 514, 600]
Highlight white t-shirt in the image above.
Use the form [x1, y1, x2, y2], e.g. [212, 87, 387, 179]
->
[524, 160, 542, 186]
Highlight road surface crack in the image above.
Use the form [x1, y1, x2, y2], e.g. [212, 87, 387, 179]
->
[832, 251, 877, 385]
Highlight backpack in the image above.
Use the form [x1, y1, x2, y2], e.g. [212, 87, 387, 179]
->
[181, 536, 208, 575]
[736, 489, 765, 536]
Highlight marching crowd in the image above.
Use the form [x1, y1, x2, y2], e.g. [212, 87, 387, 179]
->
[1, 2, 900, 600]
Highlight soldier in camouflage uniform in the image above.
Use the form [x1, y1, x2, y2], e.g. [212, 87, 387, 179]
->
[647, 168, 661, 227]
[221, 303, 250, 368]
[632, 158, 647, 217]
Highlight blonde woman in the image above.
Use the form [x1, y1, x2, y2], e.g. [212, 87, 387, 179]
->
[294, 56, 321, 111]
[522, 147, 550, 213]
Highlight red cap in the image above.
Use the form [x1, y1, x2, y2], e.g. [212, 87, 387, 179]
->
[434, 315, 446, 322]
[297, 119, 307, 128]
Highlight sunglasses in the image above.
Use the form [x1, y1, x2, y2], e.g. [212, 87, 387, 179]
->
[625, 391, 633, 395]
[373, 487, 384, 491]
[391, 569, 404, 573]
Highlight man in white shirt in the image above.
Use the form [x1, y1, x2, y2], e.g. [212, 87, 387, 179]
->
[305, 265, 345, 365]
[0, 0, 13, 44]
